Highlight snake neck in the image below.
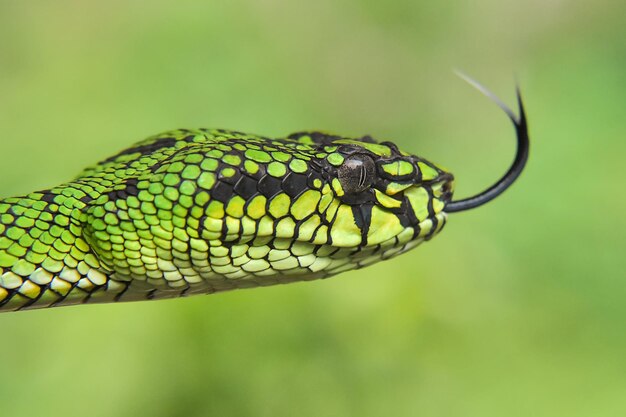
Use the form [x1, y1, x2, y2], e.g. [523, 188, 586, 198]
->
[0, 190, 123, 311]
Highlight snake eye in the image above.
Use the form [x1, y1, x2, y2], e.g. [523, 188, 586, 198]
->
[338, 154, 376, 194]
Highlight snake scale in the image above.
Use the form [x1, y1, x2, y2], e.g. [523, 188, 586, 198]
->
[0, 81, 529, 312]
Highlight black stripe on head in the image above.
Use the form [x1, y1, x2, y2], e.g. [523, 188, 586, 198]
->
[351, 204, 373, 246]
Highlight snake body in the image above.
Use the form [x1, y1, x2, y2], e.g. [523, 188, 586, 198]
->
[0, 129, 453, 311]
[0, 82, 528, 312]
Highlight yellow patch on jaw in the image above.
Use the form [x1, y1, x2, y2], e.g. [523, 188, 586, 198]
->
[311, 225, 329, 245]
[325, 198, 340, 222]
[318, 192, 333, 213]
[330, 205, 362, 247]
[373, 189, 402, 209]
[432, 198, 444, 213]
[404, 187, 430, 222]
[297, 214, 321, 241]
[291, 190, 321, 220]
[367, 206, 404, 245]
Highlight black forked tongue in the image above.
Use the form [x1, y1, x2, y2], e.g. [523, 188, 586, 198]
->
[445, 73, 530, 213]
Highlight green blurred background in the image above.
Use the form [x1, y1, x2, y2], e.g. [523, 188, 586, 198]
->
[0, 1, 625, 416]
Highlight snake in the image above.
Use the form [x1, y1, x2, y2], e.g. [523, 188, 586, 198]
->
[0, 80, 529, 312]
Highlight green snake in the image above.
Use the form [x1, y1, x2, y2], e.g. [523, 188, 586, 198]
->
[0, 81, 529, 312]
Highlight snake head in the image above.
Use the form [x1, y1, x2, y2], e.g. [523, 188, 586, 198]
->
[289, 133, 454, 251]
[79, 77, 526, 294]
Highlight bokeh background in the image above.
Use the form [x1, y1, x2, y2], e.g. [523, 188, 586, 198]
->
[1, 1, 625, 416]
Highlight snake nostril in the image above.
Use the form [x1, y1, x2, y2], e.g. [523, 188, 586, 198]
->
[440, 178, 454, 202]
